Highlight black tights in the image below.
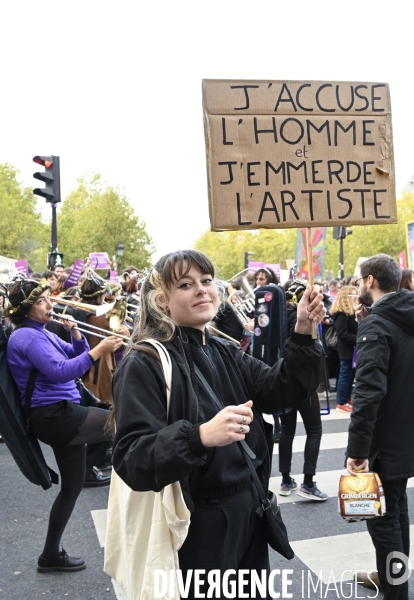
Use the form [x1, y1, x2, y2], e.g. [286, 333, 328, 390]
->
[278, 392, 322, 482]
[41, 407, 108, 559]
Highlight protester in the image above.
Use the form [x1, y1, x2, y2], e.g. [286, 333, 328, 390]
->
[254, 267, 279, 286]
[278, 279, 327, 501]
[111, 249, 325, 597]
[399, 268, 414, 291]
[41, 270, 58, 291]
[330, 285, 358, 412]
[346, 254, 412, 599]
[80, 272, 129, 478]
[54, 265, 65, 277]
[5, 276, 123, 572]
[51, 274, 68, 297]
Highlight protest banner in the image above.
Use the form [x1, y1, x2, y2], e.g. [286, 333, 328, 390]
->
[89, 252, 111, 270]
[14, 259, 29, 277]
[202, 79, 396, 231]
[64, 259, 84, 288]
[295, 227, 327, 279]
[406, 222, 414, 269]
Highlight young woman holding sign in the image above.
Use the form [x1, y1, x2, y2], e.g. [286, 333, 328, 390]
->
[111, 249, 325, 598]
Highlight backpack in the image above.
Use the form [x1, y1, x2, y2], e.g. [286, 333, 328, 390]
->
[0, 323, 58, 490]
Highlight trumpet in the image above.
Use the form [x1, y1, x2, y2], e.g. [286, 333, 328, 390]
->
[48, 311, 130, 347]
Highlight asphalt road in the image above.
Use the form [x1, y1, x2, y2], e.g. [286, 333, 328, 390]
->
[1, 394, 413, 599]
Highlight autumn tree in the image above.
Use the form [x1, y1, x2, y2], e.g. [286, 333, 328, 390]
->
[194, 228, 297, 279]
[195, 193, 414, 281]
[57, 174, 154, 269]
[0, 163, 48, 271]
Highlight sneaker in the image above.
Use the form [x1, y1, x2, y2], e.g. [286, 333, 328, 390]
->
[355, 571, 382, 591]
[297, 482, 328, 501]
[279, 478, 298, 496]
[336, 403, 352, 412]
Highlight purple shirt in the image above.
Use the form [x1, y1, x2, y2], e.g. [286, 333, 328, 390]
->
[7, 318, 94, 408]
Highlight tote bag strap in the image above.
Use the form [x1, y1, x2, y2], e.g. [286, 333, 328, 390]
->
[141, 339, 172, 414]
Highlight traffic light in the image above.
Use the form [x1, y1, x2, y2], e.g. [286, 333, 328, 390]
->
[244, 251, 254, 269]
[33, 155, 61, 203]
[333, 227, 352, 239]
[47, 252, 64, 270]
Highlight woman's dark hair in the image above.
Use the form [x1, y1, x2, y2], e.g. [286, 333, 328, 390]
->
[121, 266, 139, 295]
[130, 250, 215, 347]
[79, 273, 108, 305]
[399, 269, 414, 290]
[4, 279, 51, 326]
[254, 267, 279, 285]
[41, 270, 56, 280]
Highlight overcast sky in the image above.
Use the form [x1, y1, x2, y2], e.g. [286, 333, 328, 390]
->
[1, 1, 412, 261]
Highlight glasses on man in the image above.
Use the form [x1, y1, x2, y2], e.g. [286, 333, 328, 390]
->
[355, 276, 365, 287]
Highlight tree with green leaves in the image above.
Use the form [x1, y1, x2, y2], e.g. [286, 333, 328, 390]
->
[57, 174, 155, 270]
[195, 192, 414, 281]
[325, 192, 414, 278]
[0, 163, 48, 272]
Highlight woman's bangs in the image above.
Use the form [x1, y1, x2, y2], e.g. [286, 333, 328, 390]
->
[161, 251, 215, 288]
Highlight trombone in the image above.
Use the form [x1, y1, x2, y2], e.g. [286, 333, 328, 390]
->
[48, 311, 130, 347]
[51, 296, 130, 332]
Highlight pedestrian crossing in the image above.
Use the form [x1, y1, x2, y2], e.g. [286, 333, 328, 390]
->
[91, 408, 413, 597]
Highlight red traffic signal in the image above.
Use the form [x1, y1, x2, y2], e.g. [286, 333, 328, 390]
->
[33, 156, 53, 169]
[33, 155, 61, 203]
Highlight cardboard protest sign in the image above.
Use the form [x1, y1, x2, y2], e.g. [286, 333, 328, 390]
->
[202, 80, 396, 231]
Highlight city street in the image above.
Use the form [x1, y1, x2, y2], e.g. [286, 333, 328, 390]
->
[1, 394, 413, 599]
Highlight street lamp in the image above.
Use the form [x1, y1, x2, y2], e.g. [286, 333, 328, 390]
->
[333, 227, 353, 279]
[116, 241, 125, 274]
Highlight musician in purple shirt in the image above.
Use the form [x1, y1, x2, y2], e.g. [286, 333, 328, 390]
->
[5, 277, 123, 574]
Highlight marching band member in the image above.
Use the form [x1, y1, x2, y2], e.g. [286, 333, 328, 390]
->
[5, 277, 122, 572]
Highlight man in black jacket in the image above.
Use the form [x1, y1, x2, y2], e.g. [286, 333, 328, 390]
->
[346, 254, 413, 600]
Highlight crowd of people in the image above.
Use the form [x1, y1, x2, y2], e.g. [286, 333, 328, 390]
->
[0, 253, 413, 600]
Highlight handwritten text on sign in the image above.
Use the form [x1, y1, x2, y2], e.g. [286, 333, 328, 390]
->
[202, 80, 396, 231]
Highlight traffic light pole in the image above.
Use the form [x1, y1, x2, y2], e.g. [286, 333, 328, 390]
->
[32, 156, 63, 270]
[49, 203, 58, 269]
[339, 237, 344, 280]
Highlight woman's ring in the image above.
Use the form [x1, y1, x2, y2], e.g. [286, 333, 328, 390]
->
[242, 416, 246, 424]
[240, 425, 246, 434]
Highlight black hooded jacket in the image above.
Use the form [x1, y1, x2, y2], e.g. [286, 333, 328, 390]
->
[112, 328, 322, 512]
[347, 289, 414, 481]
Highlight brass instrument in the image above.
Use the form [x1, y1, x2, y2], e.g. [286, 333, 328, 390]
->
[51, 296, 133, 331]
[108, 297, 127, 332]
[51, 296, 115, 317]
[48, 311, 129, 347]
[226, 284, 252, 325]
